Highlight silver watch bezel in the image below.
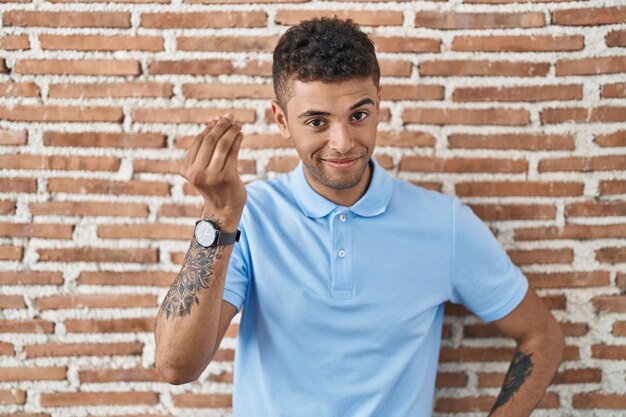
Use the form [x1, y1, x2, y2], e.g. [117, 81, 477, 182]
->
[194, 219, 218, 248]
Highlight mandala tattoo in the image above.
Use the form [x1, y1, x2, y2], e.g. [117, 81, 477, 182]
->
[161, 215, 224, 319]
[489, 351, 533, 415]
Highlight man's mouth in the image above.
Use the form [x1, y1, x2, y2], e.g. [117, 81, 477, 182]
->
[322, 157, 360, 168]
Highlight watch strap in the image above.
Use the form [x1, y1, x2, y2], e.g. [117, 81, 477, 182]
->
[216, 229, 241, 246]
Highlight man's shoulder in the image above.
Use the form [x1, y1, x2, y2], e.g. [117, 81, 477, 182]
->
[389, 174, 456, 209]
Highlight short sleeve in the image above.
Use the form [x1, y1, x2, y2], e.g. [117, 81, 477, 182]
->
[450, 197, 528, 322]
[222, 221, 250, 314]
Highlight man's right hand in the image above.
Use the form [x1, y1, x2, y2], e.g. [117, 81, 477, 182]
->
[179, 113, 247, 223]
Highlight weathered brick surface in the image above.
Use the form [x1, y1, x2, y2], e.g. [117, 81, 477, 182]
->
[0, 1, 622, 415]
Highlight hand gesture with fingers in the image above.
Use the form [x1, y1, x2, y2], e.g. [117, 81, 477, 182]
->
[179, 113, 247, 218]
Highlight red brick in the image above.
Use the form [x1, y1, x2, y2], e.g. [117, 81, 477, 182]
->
[172, 393, 231, 408]
[4, 11, 130, 28]
[566, 200, 626, 217]
[175, 133, 291, 150]
[553, 6, 626, 26]
[49, 0, 168, 2]
[183, 83, 274, 99]
[420, 60, 549, 76]
[14, 59, 140, 75]
[453, 85, 582, 102]
[0, 200, 16, 215]
[141, 12, 266, 28]
[540, 107, 588, 124]
[177, 35, 278, 52]
[606, 30, 626, 47]
[0, 341, 14, 356]
[0, 59, 5, 73]
[276, 10, 403, 26]
[24, 342, 143, 358]
[614, 322, 626, 336]
[400, 156, 527, 173]
[132, 107, 255, 124]
[0, 246, 22, 261]
[40, 34, 163, 51]
[38, 247, 158, 263]
[0, 82, 39, 97]
[49, 82, 172, 98]
[159, 203, 203, 217]
[40, 391, 158, 406]
[43, 131, 166, 148]
[77, 270, 174, 287]
[210, 371, 233, 383]
[37, 294, 157, 310]
[0, 389, 26, 405]
[0, 105, 123, 122]
[448, 133, 574, 150]
[415, 11, 544, 29]
[589, 106, 626, 122]
[452, 35, 583, 52]
[598, 125, 626, 144]
[0, 223, 73, 239]
[435, 372, 467, 388]
[30, 201, 149, 218]
[591, 344, 626, 360]
[526, 271, 610, 288]
[455, 181, 583, 197]
[599, 180, 626, 195]
[403, 108, 529, 125]
[97, 223, 189, 240]
[371, 36, 440, 53]
[149, 59, 233, 75]
[539, 155, 626, 172]
[380, 60, 412, 77]
[596, 247, 626, 264]
[508, 248, 573, 265]
[601, 82, 626, 98]
[47, 178, 170, 196]
[0, 129, 28, 145]
[0, 367, 66, 381]
[65, 317, 154, 333]
[377, 131, 435, 147]
[0, 154, 120, 171]
[617, 273, 626, 288]
[0, 319, 54, 333]
[188, 0, 307, 2]
[556, 56, 626, 75]
[0, 35, 30, 50]
[515, 224, 626, 241]
[592, 295, 626, 313]
[381, 85, 443, 101]
[0, 271, 63, 285]
[79, 367, 163, 383]
[0, 295, 25, 308]
[573, 393, 626, 409]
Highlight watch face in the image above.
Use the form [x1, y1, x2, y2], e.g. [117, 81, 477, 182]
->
[195, 220, 217, 247]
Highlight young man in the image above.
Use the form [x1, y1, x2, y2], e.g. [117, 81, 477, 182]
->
[154, 17, 564, 417]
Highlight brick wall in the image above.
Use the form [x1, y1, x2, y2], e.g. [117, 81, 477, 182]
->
[0, 0, 625, 415]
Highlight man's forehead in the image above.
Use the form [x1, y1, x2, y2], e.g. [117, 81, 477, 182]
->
[288, 78, 379, 112]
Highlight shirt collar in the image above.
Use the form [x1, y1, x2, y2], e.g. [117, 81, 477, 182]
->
[289, 156, 393, 219]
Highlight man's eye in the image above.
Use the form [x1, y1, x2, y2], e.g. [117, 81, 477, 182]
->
[353, 111, 368, 121]
[307, 119, 325, 127]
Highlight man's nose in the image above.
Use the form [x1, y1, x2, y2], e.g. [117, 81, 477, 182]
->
[328, 123, 354, 154]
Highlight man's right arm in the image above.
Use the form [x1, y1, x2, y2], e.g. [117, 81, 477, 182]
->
[154, 113, 247, 384]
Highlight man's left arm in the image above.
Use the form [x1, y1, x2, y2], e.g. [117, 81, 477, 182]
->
[487, 286, 565, 417]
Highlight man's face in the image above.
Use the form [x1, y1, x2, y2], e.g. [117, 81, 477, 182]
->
[272, 77, 381, 197]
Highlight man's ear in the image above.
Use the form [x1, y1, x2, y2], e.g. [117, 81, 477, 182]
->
[271, 99, 290, 139]
[376, 86, 382, 111]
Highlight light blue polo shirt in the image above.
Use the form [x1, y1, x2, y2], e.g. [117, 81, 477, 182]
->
[222, 156, 528, 417]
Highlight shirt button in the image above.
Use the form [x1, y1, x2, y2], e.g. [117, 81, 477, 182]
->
[338, 249, 346, 258]
[339, 214, 347, 222]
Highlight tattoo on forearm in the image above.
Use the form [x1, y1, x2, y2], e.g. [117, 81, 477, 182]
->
[161, 214, 224, 319]
[489, 351, 533, 414]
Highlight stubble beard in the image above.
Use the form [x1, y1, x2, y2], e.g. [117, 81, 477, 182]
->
[303, 156, 368, 191]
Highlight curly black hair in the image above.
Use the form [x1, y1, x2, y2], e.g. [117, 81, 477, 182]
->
[272, 17, 380, 115]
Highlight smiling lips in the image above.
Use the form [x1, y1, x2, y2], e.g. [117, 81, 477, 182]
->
[322, 157, 360, 169]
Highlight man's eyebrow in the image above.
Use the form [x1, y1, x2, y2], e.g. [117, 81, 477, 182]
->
[296, 98, 375, 119]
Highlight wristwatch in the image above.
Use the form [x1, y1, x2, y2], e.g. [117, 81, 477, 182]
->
[194, 219, 241, 248]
